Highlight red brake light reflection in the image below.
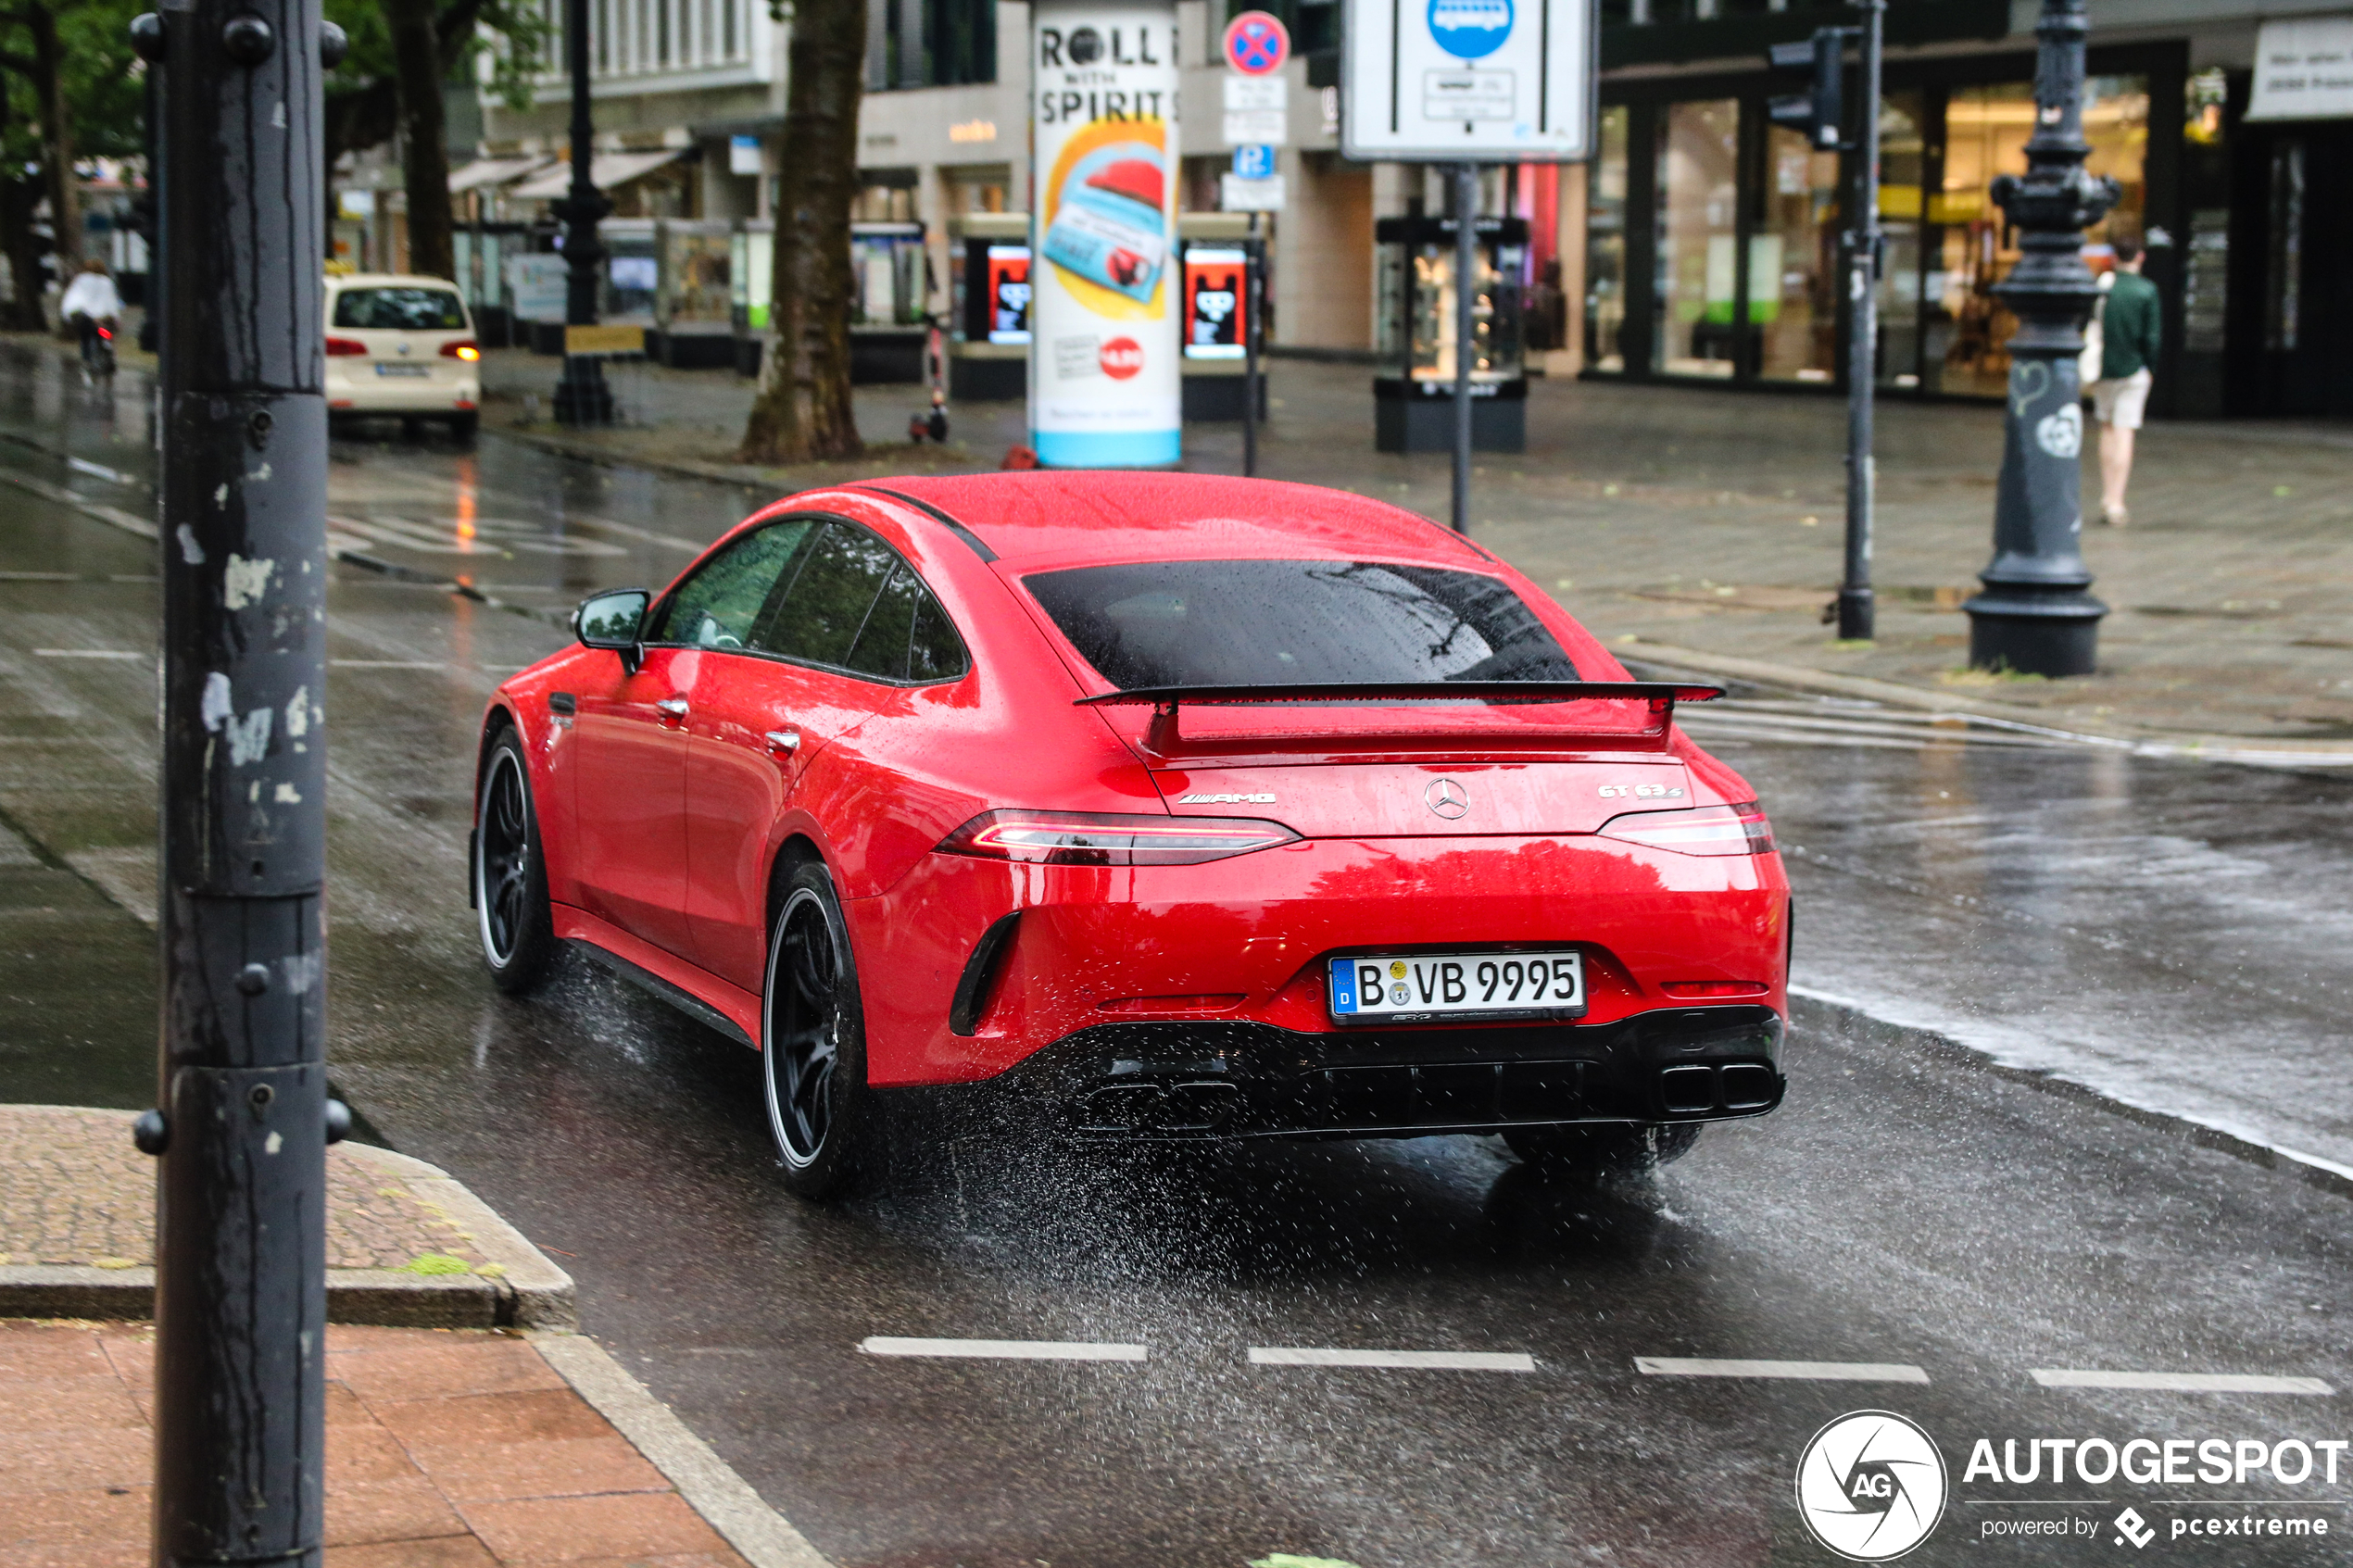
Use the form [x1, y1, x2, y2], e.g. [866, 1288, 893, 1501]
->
[938, 809, 1300, 867]
[1596, 801, 1774, 857]
[325, 336, 368, 357]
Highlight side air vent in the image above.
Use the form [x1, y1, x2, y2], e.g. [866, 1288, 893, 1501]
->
[948, 911, 1022, 1036]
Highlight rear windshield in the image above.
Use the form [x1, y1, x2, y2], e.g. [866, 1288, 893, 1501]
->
[333, 287, 467, 331]
[1025, 559, 1579, 689]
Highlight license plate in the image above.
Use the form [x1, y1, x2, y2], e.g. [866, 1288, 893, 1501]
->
[375, 363, 430, 378]
[1328, 950, 1585, 1024]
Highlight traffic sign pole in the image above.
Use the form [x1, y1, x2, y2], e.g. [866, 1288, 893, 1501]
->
[1451, 164, 1477, 533]
[1244, 213, 1264, 476]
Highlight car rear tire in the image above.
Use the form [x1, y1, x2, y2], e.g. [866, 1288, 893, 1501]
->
[1504, 1123, 1701, 1176]
[762, 862, 871, 1200]
[472, 729, 557, 994]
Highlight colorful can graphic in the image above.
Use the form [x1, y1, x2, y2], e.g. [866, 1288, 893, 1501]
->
[1029, 0, 1182, 468]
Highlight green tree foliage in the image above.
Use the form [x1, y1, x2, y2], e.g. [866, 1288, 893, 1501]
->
[0, 0, 144, 320]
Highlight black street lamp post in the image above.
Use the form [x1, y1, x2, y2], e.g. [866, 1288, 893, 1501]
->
[550, 0, 612, 425]
[132, 0, 346, 1561]
[1961, 0, 2118, 677]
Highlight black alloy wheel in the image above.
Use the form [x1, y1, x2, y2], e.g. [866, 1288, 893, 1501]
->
[762, 862, 870, 1198]
[473, 731, 555, 992]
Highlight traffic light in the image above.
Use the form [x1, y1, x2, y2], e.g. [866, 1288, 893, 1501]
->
[1768, 28, 1853, 151]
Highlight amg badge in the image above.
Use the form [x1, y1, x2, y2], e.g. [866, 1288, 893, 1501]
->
[1178, 792, 1277, 805]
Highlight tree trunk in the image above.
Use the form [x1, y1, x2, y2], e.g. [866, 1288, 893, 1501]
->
[0, 170, 48, 330]
[382, 0, 454, 279]
[739, 0, 864, 464]
[26, 4, 79, 280]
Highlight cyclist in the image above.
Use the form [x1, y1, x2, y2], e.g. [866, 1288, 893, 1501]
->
[59, 259, 124, 377]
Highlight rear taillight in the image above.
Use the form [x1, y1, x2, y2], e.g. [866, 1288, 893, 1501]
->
[325, 336, 368, 356]
[1597, 801, 1774, 857]
[441, 340, 480, 360]
[938, 809, 1299, 867]
[95, 325, 112, 340]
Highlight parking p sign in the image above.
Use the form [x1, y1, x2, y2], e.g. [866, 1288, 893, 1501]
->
[1341, 0, 1594, 159]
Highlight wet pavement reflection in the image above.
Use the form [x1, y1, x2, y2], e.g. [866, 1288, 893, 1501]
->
[3, 345, 2350, 1566]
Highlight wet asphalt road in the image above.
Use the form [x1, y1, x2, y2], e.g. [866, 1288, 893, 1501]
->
[5, 347, 2353, 1568]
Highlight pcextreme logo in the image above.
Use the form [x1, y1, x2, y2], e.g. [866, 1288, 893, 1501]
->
[1795, 1411, 1949, 1561]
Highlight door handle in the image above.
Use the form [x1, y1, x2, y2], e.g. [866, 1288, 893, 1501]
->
[656, 697, 689, 723]
[764, 727, 801, 756]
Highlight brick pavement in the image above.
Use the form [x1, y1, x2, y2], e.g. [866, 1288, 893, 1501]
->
[473, 348, 2353, 750]
[0, 1105, 496, 1275]
[0, 1319, 753, 1568]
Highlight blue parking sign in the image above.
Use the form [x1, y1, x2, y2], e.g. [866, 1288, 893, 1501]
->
[1232, 144, 1277, 180]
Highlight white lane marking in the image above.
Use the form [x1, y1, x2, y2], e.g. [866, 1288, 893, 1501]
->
[1251, 1347, 1536, 1373]
[32, 648, 144, 660]
[0, 571, 79, 581]
[859, 1336, 1149, 1362]
[330, 659, 447, 670]
[66, 455, 139, 486]
[1637, 1357, 1931, 1383]
[0, 468, 157, 540]
[2031, 1370, 2335, 1396]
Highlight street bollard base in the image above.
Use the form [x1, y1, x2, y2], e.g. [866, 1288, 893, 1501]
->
[1962, 594, 2107, 678]
[554, 358, 614, 427]
[1835, 586, 1875, 644]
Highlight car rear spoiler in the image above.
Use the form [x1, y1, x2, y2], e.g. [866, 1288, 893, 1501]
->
[1075, 682, 1725, 759]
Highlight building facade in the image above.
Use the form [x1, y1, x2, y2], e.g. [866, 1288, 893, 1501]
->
[1582, 0, 2353, 418]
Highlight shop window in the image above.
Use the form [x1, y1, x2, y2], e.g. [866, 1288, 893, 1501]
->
[1930, 76, 2145, 396]
[1872, 91, 1925, 388]
[1751, 125, 1840, 383]
[1586, 105, 1629, 372]
[1654, 98, 1739, 377]
[2267, 141, 2304, 354]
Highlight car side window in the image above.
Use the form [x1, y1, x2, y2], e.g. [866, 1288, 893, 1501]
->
[843, 565, 920, 679]
[757, 523, 899, 668]
[649, 520, 813, 649]
[908, 589, 968, 681]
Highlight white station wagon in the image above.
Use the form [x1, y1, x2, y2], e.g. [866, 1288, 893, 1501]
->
[324, 272, 481, 438]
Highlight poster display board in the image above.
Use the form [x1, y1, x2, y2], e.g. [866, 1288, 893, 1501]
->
[1028, 0, 1182, 467]
[1183, 245, 1247, 358]
[986, 246, 1033, 343]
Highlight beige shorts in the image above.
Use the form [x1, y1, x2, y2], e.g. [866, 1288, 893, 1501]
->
[2091, 368, 2152, 430]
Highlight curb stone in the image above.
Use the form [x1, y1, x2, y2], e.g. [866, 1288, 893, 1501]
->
[0, 1118, 576, 1329]
[1790, 986, 2353, 1204]
[1622, 638, 2353, 766]
[533, 1332, 833, 1568]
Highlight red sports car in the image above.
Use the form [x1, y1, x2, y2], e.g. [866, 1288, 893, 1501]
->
[471, 474, 1788, 1197]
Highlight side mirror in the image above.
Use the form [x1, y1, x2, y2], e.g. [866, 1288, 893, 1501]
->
[574, 588, 650, 674]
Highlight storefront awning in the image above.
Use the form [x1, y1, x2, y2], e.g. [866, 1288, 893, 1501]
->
[509, 149, 689, 201]
[447, 157, 551, 194]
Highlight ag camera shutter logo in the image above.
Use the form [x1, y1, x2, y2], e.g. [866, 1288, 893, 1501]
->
[1795, 1411, 1948, 1561]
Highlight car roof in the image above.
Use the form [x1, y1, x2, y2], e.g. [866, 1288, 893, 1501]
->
[325, 273, 466, 291]
[861, 472, 1498, 574]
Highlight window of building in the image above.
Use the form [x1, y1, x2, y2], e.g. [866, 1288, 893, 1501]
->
[1751, 124, 1840, 383]
[1654, 98, 1739, 377]
[1585, 105, 1629, 372]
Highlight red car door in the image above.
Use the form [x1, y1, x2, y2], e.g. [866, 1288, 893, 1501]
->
[570, 646, 694, 954]
[578, 519, 814, 970]
[682, 521, 925, 993]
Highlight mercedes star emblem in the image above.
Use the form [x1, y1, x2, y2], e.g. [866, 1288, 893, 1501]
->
[1425, 778, 1469, 820]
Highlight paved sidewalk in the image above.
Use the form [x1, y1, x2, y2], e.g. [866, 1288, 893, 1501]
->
[0, 1320, 755, 1568]
[476, 347, 2353, 755]
[0, 1106, 573, 1326]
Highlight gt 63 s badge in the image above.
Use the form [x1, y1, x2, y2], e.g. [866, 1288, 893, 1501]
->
[1795, 1411, 1947, 1561]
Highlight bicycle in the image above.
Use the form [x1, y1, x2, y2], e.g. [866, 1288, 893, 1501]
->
[74, 315, 118, 383]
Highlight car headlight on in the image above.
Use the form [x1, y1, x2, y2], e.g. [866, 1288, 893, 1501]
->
[938, 809, 1300, 867]
[1596, 801, 1774, 857]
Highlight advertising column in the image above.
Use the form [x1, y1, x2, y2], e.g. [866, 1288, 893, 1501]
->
[1030, 0, 1182, 467]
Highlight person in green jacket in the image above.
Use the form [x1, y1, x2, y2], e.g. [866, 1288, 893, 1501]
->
[2089, 233, 2161, 527]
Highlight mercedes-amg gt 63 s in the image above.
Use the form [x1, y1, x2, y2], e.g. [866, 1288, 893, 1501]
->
[471, 474, 1789, 1198]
